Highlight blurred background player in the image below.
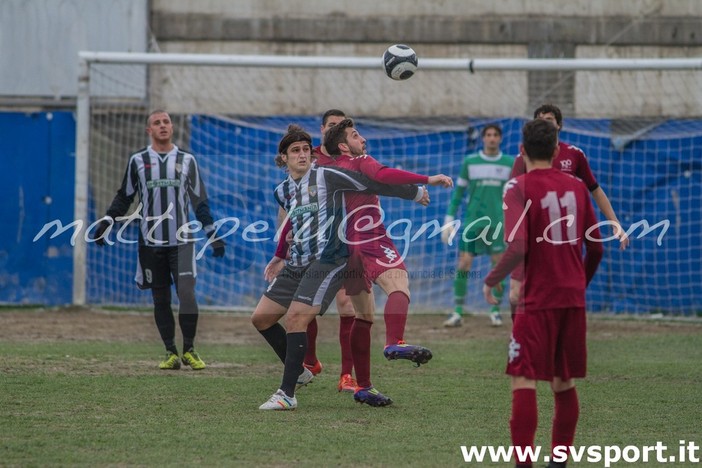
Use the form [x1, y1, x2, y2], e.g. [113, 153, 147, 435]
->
[92, 110, 224, 370]
[265, 109, 359, 393]
[254, 125, 428, 410]
[483, 119, 603, 468]
[441, 124, 514, 327]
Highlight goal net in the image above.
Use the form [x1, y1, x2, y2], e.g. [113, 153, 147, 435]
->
[77, 51, 702, 315]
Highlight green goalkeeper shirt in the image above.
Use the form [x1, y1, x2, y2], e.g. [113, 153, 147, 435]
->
[446, 151, 515, 230]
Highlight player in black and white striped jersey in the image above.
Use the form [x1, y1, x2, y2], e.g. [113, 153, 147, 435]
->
[254, 124, 428, 410]
[93, 110, 224, 371]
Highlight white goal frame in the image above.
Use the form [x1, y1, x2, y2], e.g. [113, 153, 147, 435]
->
[74, 51, 702, 305]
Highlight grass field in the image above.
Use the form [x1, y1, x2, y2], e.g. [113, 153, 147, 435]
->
[1, 308, 701, 466]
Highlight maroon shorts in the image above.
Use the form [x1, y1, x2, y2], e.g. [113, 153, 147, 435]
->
[506, 307, 587, 381]
[344, 241, 406, 296]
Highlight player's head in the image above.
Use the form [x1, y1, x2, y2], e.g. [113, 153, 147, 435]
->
[481, 124, 503, 154]
[521, 119, 559, 162]
[321, 109, 346, 136]
[319, 109, 347, 157]
[276, 124, 313, 173]
[323, 118, 366, 157]
[533, 104, 563, 131]
[146, 110, 173, 143]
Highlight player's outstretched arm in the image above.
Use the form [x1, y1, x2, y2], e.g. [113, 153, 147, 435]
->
[591, 186, 629, 250]
[427, 174, 453, 188]
[324, 166, 423, 202]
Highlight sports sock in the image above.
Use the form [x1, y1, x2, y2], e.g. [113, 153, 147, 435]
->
[384, 291, 409, 346]
[350, 318, 373, 388]
[552, 387, 579, 454]
[453, 269, 469, 316]
[176, 277, 199, 352]
[304, 317, 319, 366]
[280, 332, 306, 397]
[259, 323, 287, 363]
[339, 315, 355, 375]
[511, 388, 538, 467]
[152, 286, 177, 354]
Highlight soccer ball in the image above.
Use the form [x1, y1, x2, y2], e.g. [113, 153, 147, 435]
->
[382, 44, 418, 81]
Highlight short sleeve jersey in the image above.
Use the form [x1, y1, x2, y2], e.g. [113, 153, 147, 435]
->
[503, 167, 600, 310]
[446, 151, 514, 229]
[510, 141, 598, 192]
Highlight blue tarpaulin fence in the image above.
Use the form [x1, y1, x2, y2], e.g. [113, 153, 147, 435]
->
[4, 112, 700, 314]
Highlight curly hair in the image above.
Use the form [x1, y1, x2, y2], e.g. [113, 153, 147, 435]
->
[323, 118, 355, 156]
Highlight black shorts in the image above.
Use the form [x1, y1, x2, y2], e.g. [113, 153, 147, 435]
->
[135, 244, 196, 289]
[264, 259, 347, 315]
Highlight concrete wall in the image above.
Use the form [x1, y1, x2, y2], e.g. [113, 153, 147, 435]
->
[1, 0, 699, 117]
[0, 0, 148, 104]
[145, 0, 702, 117]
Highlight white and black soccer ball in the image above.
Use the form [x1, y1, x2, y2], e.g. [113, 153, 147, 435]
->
[382, 44, 418, 81]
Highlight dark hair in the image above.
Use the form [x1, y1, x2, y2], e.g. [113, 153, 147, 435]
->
[323, 118, 355, 156]
[147, 109, 168, 126]
[481, 123, 502, 138]
[522, 119, 558, 161]
[275, 124, 312, 167]
[322, 109, 346, 126]
[532, 104, 563, 128]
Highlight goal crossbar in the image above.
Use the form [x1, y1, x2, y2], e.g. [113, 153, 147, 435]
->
[78, 51, 702, 71]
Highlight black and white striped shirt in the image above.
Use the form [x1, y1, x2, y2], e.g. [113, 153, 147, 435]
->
[275, 166, 421, 266]
[106, 145, 213, 247]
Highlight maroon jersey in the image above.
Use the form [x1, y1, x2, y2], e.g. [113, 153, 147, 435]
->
[510, 141, 599, 192]
[314, 147, 425, 243]
[486, 168, 603, 310]
[316, 151, 386, 243]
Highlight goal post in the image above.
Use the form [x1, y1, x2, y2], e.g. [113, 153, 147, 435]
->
[74, 51, 702, 315]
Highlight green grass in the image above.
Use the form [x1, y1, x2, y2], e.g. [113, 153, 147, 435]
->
[1, 330, 701, 466]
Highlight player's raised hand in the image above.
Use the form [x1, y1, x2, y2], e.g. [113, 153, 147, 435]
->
[264, 256, 285, 282]
[427, 174, 453, 188]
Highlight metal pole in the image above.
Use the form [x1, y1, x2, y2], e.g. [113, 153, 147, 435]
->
[73, 58, 90, 306]
[78, 51, 702, 71]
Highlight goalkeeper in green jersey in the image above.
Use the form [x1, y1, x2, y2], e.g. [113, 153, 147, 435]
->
[441, 124, 514, 327]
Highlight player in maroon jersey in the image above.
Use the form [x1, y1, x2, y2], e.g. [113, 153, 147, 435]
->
[507, 104, 628, 319]
[318, 118, 451, 403]
[483, 119, 603, 468]
[265, 112, 451, 397]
